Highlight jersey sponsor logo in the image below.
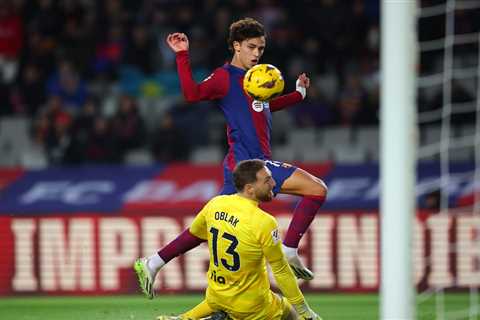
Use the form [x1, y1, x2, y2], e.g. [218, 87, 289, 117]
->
[209, 270, 226, 284]
[251, 100, 269, 112]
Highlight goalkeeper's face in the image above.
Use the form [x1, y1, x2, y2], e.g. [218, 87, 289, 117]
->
[253, 166, 276, 202]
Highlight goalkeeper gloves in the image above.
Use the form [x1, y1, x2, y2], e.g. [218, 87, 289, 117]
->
[296, 79, 307, 99]
[294, 302, 322, 320]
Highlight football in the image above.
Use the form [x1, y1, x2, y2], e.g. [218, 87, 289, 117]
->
[243, 64, 285, 101]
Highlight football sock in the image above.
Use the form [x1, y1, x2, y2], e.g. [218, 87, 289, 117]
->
[282, 244, 298, 258]
[147, 253, 165, 274]
[283, 195, 325, 248]
[157, 229, 204, 263]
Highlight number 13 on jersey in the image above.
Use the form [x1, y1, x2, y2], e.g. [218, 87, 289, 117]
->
[209, 227, 241, 272]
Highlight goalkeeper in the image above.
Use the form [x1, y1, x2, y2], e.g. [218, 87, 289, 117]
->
[150, 160, 321, 320]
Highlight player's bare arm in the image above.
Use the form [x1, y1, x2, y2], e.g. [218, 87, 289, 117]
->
[166, 32, 189, 52]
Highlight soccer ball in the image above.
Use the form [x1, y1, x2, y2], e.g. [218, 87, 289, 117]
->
[243, 64, 285, 101]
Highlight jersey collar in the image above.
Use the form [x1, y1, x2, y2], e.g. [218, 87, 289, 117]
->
[234, 194, 259, 207]
[227, 63, 246, 75]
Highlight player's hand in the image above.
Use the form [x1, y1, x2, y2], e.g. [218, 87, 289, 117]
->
[296, 73, 310, 99]
[293, 302, 322, 320]
[166, 32, 189, 52]
[297, 73, 310, 88]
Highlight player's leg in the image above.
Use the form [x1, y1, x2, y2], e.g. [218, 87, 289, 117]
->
[261, 292, 295, 320]
[156, 299, 229, 320]
[281, 167, 327, 280]
[265, 161, 327, 280]
[134, 229, 204, 299]
[180, 299, 215, 319]
[257, 291, 322, 320]
[134, 167, 237, 299]
[280, 166, 327, 249]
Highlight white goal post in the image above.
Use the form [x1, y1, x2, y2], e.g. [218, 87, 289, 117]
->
[380, 1, 417, 319]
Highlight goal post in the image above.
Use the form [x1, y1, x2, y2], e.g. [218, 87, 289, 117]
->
[380, 1, 417, 319]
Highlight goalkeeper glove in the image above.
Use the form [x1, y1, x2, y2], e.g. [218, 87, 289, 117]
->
[296, 79, 307, 99]
[294, 302, 322, 320]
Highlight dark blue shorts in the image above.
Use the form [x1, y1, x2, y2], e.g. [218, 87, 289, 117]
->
[219, 160, 297, 195]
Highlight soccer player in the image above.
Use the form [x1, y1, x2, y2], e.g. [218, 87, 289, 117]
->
[136, 17, 328, 297]
[151, 160, 322, 320]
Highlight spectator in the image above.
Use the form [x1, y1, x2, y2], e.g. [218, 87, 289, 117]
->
[152, 113, 190, 163]
[0, 2, 23, 84]
[8, 0, 480, 167]
[36, 96, 73, 165]
[47, 59, 88, 112]
[18, 29, 57, 83]
[93, 23, 125, 80]
[123, 23, 156, 74]
[335, 74, 377, 126]
[32, 111, 50, 146]
[23, 0, 61, 38]
[84, 116, 120, 163]
[44, 110, 72, 165]
[111, 94, 146, 159]
[289, 85, 335, 128]
[12, 63, 46, 116]
[65, 98, 100, 164]
[59, 13, 96, 77]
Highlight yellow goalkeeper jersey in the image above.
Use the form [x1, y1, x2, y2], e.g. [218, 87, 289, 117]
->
[189, 194, 305, 315]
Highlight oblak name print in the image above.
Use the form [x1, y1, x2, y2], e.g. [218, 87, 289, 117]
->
[214, 211, 239, 227]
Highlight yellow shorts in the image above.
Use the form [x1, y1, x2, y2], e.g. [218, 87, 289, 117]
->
[208, 291, 292, 320]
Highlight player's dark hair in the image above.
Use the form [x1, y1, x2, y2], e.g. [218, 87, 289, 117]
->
[233, 159, 266, 191]
[228, 17, 265, 53]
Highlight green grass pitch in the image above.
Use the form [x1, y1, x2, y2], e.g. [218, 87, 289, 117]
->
[0, 293, 476, 320]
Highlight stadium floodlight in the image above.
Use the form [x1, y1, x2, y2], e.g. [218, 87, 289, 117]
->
[380, 1, 417, 319]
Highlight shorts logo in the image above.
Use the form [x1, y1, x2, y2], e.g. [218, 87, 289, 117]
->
[252, 100, 269, 112]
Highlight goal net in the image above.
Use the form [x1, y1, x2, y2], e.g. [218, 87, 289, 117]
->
[416, 0, 480, 319]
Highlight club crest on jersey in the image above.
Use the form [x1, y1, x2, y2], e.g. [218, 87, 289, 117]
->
[252, 100, 269, 112]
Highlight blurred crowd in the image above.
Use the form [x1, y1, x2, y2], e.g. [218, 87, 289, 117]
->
[0, 0, 476, 165]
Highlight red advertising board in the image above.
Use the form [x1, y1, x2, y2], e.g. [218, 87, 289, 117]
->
[0, 211, 478, 296]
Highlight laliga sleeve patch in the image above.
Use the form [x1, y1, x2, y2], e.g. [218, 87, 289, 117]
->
[271, 228, 280, 245]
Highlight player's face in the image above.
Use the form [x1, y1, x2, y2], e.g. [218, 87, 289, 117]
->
[234, 37, 266, 70]
[253, 166, 276, 202]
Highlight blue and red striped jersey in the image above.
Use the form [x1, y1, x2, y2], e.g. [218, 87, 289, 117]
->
[176, 51, 303, 171]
